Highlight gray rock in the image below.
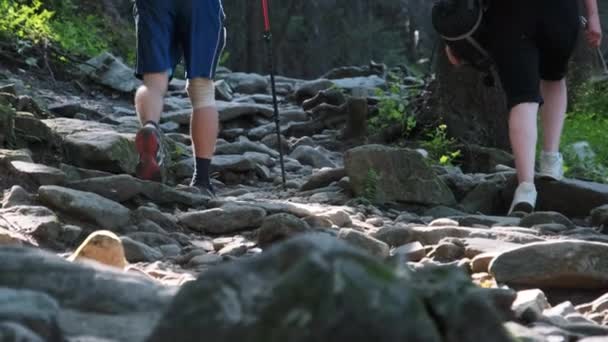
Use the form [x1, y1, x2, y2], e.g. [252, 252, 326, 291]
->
[215, 79, 234, 101]
[428, 240, 465, 263]
[460, 181, 504, 214]
[0, 288, 62, 341]
[0, 322, 46, 342]
[0, 206, 61, 243]
[300, 168, 346, 191]
[178, 204, 267, 234]
[126, 232, 179, 248]
[503, 322, 548, 342]
[187, 254, 223, 268]
[121, 237, 163, 263]
[217, 101, 274, 122]
[59, 225, 82, 245]
[332, 76, 386, 95]
[512, 289, 550, 320]
[215, 139, 279, 158]
[0, 148, 33, 164]
[535, 179, 608, 218]
[67, 174, 143, 202]
[519, 212, 575, 230]
[280, 109, 309, 122]
[591, 204, 608, 227]
[38, 186, 131, 230]
[393, 242, 426, 262]
[0, 246, 172, 314]
[134, 207, 180, 232]
[68, 174, 208, 207]
[373, 226, 413, 247]
[211, 155, 257, 173]
[14, 111, 53, 143]
[452, 215, 521, 228]
[257, 213, 311, 246]
[290, 145, 336, 169]
[261, 134, 291, 154]
[79, 52, 141, 93]
[147, 234, 513, 342]
[345, 145, 456, 206]
[490, 241, 608, 289]
[218, 242, 248, 257]
[224, 72, 268, 94]
[43, 118, 138, 174]
[9, 161, 65, 186]
[294, 79, 335, 103]
[60, 163, 113, 182]
[460, 238, 522, 259]
[2, 185, 33, 208]
[409, 226, 544, 246]
[338, 228, 390, 259]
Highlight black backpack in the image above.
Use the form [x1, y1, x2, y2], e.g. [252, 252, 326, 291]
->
[432, 0, 493, 74]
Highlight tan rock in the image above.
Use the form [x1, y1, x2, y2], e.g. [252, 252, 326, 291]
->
[68, 230, 128, 269]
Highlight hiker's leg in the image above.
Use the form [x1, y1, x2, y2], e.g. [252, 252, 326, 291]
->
[135, 73, 169, 125]
[177, 0, 226, 190]
[509, 103, 540, 183]
[133, 0, 177, 125]
[188, 79, 219, 188]
[539, 79, 567, 153]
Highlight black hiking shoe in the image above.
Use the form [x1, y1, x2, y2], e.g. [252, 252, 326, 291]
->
[190, 180, 217, 199]
[135, 124, 164, 182]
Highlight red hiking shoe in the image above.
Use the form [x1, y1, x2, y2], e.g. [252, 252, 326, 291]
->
[135, 124, 164, 182]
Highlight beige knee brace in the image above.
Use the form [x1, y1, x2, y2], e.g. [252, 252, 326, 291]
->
[186, 78, 216, 109]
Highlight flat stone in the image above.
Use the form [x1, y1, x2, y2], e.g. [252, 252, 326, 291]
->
[512, 289, 550, 319]
[257, 213, 311, 246]
[338, 228, 390, 259]
[393, 242, 426, 262]
[490, 241, 608, 289]
[0, 205, 61, 244]
[121, 236, 163, 263]
[178, 204, 267, 234]
[38, 186, 131, 231]
[9, 161, 65, 185]
[300, 167, 346, 191]
[0, 246, 172, 314]
[0, 288, 62, 341]
[520, 212, 575, 230]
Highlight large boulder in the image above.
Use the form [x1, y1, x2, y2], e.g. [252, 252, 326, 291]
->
[0, 246, 172, 314]
[0, 288, 62, 341]
[79, 52, 141, 93]
[38, 186, 131, 231]
[146, 234, 514, 342]
[490, 241, 608, 289]
[43, 118, 138, 174]
[345, 145, 456, 206]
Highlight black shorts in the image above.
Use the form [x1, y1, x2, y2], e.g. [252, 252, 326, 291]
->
[481, 0, 581, 109]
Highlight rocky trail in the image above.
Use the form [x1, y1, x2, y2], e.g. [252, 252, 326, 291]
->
[1, 54, 608, 342]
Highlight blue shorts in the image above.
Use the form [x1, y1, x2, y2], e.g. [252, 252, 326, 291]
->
[134, 0, 226, 80]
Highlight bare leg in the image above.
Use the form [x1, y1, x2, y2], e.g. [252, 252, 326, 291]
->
[135, 73, 169, 125]
[540, 79, 567, 153]
[190, 106, 219, 159]
[509, 102, 540, 184]
[133, 72, 169, 182]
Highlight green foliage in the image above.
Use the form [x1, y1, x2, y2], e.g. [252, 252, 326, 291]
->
[363, 168, 380, 202]
[51, 14, 108, 57]
[370, 83, 417, 136]
[0, 0, 133, 63]
[0, 0, 54, 43]
[556, 80, 608, 183]
[422, 124, 461, 166]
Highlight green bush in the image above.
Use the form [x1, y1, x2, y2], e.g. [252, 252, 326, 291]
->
[51, 14, 108, 57]
[0, 0, 54, 43]
[371, 82, 417, 136]
[558, 80, 608, 183]
[421, 124, 461, 166]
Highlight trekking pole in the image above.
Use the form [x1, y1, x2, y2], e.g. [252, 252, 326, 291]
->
[261, 0, 287, 190]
